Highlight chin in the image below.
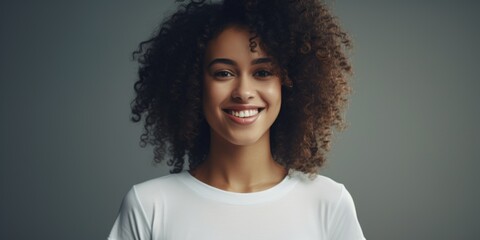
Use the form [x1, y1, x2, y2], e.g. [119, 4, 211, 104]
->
[229, 138, 261, 146]
[223, 131, 267, 146]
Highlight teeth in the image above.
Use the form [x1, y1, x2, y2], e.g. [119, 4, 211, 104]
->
[230, 109, 259, 118]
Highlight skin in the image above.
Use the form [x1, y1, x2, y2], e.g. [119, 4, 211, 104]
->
[190, 25, 287, 193]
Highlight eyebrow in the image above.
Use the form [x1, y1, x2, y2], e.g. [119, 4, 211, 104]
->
[206, 57, 273, 69]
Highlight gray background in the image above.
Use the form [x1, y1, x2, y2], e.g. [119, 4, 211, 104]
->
[1, 0, 479, 239]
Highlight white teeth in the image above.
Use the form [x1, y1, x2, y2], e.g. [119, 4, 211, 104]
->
[230, 109, 259, 118]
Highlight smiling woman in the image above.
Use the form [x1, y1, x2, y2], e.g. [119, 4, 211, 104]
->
[202, 26, 282, 147]
[108, 0, 365, 239]
[197, 25, 286, 192]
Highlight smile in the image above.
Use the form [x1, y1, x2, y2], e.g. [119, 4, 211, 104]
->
[227, 109, 259, 118]
[222, 108, 264, 125]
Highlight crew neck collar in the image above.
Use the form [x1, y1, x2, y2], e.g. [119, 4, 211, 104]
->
[177, 171, 299, 205]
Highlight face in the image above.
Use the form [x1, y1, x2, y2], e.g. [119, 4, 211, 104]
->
[202, 26, 282, 146]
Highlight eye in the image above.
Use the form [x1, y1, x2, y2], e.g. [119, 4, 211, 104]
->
[214, 70, 234, 78]
[254, 70, 273, 78]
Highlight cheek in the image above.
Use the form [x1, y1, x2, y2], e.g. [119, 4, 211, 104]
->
[264, 82, 282, 106]
[202, 88, 216, 128]
[202, 81, 228, 115]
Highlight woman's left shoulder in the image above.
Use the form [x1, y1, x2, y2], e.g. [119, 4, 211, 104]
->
[288, 171, 366, 239]
[289, 171, 351, 203]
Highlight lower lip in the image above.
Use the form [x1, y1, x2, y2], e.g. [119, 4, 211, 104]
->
[224, 112, 260, 125]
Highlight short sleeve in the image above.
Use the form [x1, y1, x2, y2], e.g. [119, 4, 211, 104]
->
[328, 185, 366, 240]
[107, 186, 152, 240]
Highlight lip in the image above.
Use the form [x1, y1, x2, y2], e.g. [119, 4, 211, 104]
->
[222, 105, 264, 125]
[224, 111, 260, 125]
[222, 105, 265, 111]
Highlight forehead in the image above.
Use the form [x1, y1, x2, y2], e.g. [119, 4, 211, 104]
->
[204, 26, 267, 62]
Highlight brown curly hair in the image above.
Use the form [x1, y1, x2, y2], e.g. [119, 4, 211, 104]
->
[131, 0, 352, 174]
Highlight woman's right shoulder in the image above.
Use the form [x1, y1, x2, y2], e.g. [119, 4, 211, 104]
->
[131, 172, 187, 199]
[109, 173, 187, 239]
[116, 172, 189, 222]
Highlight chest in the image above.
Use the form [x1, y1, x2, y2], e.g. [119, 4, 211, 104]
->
[151, 198, 329, 240]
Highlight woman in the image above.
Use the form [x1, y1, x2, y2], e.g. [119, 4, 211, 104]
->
[108, 0, 365, 239]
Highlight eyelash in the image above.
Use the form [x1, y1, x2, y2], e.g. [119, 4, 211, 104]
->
[254, 70, 273, 78]
[213, 70, 273, 79]
[214, 71, 234, 78]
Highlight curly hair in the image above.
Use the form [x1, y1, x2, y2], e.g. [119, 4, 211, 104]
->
[130, 0, 352, 174]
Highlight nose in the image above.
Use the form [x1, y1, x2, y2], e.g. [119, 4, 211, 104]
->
[231, 75, 255, 102]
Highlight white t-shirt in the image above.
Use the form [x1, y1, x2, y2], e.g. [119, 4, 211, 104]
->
[107, 171, 366, 240]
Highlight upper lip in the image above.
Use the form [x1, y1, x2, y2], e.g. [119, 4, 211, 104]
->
[222, 105, 265, 111]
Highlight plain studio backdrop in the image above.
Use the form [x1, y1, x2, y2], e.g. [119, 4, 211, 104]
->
[1, 0, 479, 239]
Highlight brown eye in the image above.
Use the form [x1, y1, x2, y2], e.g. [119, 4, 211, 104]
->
[214, 71, 234, 78]
[254, 70, 273, 78]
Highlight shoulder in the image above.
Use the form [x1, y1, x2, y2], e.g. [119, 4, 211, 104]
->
[117, 172, 190, 224]
[109, 174, 189, 239]
[119, 172, 190, 214]
[134, 173, 184, 191]
[290, 172, 365, 239]
[290, 171, 347, 203]
[289, 171, 360, 213]
[131, 172, 187, 202]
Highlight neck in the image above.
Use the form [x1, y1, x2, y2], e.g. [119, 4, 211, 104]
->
[191, 130, 286, 193]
